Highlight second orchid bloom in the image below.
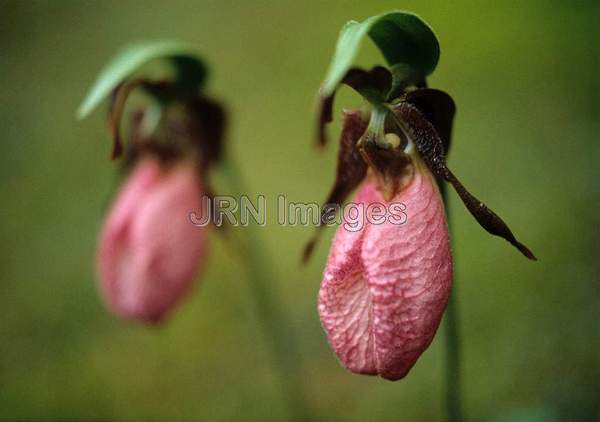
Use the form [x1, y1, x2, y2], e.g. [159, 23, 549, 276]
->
[80, 44, 225, 323]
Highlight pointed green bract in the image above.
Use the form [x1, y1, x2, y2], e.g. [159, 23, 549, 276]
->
[77, 40, 206, 119]
[321, 11, 440, 97]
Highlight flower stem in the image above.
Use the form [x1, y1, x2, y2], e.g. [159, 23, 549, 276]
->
[440, 183, 464, 422]
[220, 157, 312, 421]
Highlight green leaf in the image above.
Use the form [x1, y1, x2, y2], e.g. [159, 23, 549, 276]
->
[76, 40, 206, 119]
[321, 11, 440, 97]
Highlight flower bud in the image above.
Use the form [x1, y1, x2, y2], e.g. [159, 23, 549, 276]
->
[97, 156, 206, 323]
[318, 166, 452, 380]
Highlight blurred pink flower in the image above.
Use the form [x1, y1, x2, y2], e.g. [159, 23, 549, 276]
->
[97, 156, 207, 323]
[318, 168, 452, 380]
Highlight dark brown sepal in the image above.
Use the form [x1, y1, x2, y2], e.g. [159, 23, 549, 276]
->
[302, 109, 369, 263]
[186, 96, 226, 170]
[315, 91, 335, 147]
[107, 81, 134, 160]
[392, 102, 537, 260]
[442, 167, 537, 260]
[314, 66, 392, 148]
[107, 78, 169, 160]
[404, 88, 455, 154]
[322, 109, 369, 208]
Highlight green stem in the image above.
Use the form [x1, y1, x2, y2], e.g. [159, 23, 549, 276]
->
[440, 183, 464, 422]
[220, 157, 312, 421]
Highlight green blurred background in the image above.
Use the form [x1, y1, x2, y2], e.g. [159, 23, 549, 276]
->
[1, 1, 598, 420]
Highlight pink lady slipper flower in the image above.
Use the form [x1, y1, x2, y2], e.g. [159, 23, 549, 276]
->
[309, 71, 536, 379]
[307, 11, 537, 379]
[93, 89, 224, 324]
[79, 45, 226, 323]
[97, 156, 207, 323]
